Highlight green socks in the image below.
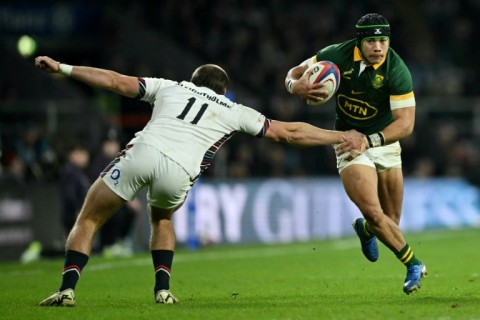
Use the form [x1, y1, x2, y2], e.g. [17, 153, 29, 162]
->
[397, 244, 421, 266]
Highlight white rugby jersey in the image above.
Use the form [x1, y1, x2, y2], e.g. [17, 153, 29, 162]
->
[128, 78, 271, 180]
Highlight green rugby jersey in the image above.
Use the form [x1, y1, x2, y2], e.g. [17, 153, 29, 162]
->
[314, 39, 415, 135]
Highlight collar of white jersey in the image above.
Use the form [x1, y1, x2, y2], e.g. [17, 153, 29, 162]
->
[353, 46, 387, 70]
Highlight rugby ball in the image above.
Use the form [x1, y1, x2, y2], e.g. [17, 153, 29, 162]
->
[305, 61, 340, 106]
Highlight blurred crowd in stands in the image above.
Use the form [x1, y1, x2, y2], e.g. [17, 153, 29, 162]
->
[1, 0, 479, 187]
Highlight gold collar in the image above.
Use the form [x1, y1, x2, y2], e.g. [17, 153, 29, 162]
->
[354, 46, 386, 70]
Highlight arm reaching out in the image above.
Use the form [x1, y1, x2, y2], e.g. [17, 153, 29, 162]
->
[264, 121, 367, 160]
[34, 56, 139, 98]
[336, 130, 369, 160]
[265, 121, 364, 150]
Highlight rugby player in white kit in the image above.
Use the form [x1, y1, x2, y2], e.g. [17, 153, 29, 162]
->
[34, 56, 366, 306]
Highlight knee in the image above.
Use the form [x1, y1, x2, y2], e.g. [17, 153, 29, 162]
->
[389, 212, 401, 225]
[149, 205, 177, 223]
[361, 205, 385, 227]
[75, 211, 106, 232]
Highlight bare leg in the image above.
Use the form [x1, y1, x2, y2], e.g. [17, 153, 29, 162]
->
[148, 204, 181, 250]
[39, 178, 127, 306]
[66, 178, 126, 255]
[378, 168, 404, 225]
[341, 165, 405, 252]
[149, 204, 182, 303]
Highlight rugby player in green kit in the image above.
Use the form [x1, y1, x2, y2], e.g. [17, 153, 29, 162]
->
[285, 13, 427, 294]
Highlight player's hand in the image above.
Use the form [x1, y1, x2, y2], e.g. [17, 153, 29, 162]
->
[336, 130, 368, 161]
[34, 56, 60, 73]
[291, 70, 329, 102]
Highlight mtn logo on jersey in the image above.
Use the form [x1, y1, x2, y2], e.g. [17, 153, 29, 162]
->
[337, 95, 378, 120]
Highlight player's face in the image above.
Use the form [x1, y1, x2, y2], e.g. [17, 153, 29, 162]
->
[361, 37, 389, 65]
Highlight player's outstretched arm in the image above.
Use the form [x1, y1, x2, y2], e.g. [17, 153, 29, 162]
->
[265, 120, 364, 150]
[34, 56, 139, 98]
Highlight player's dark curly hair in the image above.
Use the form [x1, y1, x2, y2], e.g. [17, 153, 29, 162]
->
[191, 64, 229, 94]
[356, 13, 389, 28]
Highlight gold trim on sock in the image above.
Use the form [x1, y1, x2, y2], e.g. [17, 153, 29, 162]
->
[362, 220, 372, 237]
[400, 247, 413, 264]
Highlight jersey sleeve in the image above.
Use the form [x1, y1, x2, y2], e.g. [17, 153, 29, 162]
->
[136, 77, 174, 104]
[235, 104, 271, 138]
[315, 44, 341, 65]
[389, 59, 416, 109]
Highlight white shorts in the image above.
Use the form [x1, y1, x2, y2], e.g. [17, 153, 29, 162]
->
[335, 141, 402, 173]
[101, 143, 193, 209]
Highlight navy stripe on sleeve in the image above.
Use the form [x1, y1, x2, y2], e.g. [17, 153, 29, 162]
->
[136, 77, 146, 99]
[256, 118, 271, 138]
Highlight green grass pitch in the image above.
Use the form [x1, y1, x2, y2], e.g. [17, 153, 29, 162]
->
[0, 228, 479, 320]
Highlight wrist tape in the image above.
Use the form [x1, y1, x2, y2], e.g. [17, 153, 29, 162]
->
[59, 63, 73, 76]
[366, 132, 385, 148]
[286, 80, 294, 94]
